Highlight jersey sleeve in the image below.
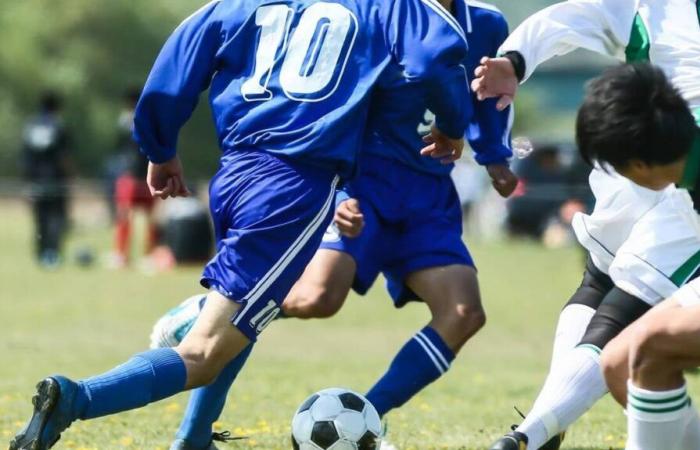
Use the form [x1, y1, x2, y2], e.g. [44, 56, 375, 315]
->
[499, 0, 638, 81]
[468, 15, 513, 166]
[133, 1, 223, 163]
[383, 0, 471, 138]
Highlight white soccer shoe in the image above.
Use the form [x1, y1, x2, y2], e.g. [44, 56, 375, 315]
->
[149, 294, 206, 348]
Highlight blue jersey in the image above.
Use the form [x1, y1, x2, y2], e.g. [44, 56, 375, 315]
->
[134, 0, 471, 178]
[362, 0, 513, 176]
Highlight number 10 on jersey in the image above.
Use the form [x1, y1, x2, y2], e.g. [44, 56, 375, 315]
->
[241, 2, 358, 103]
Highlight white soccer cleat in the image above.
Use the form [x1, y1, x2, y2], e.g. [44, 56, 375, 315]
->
[149, 294, 206, 348]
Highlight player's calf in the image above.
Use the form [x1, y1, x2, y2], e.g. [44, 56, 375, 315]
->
[175, 292, 251, 388]
[600, 332, 631, 406]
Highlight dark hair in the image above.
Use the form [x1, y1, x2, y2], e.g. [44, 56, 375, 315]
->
[39, 91, 63, 113]
[576, 63, 696, 169]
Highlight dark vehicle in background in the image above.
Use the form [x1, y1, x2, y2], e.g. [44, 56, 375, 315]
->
[506, 142, 593, 240]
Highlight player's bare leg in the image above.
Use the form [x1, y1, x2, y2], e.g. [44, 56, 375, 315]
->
[601, 296, 700, 450]
[363, 264, 484, 420]
[405, 264, 484, 352]
[282, 249, 356, 319]
[602, 298, 682, 405]
[175, 292, 250, 388]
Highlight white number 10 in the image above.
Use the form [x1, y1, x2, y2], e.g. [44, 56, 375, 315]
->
[241, 2, 358, 102]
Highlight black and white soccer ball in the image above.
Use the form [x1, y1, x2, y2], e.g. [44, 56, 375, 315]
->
[291, 388, 382, 450]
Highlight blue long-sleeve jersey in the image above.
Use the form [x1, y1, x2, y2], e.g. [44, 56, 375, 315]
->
[133, 0, 471, 179]
[362, 0, 513, 176]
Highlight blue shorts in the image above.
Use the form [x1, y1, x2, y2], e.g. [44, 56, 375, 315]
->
[201, 151, 338, 341]
[321, 154, 473, 307]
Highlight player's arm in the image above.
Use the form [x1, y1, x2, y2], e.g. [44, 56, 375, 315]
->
[472, 0, 637, 108]
[333, 185, 364, 238]
[134, 2, 223, 197]
[468, 15, 517, 197]
[383, 0, 471, 163]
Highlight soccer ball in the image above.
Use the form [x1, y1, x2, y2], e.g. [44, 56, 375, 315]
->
[291, 388, 382, 450]
[149, 294, 205, 348]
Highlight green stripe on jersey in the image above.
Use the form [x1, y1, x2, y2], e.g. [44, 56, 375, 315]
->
[626, 14, 650, 62]
[671, 249, 700, 286]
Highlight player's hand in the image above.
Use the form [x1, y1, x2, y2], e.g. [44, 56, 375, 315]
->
[334, 198, 364, 238]
[420, 125, 464, 165]
[486, 163, 518, 198]
[471, 57, 518, 111]
[147, 156, 191, 199]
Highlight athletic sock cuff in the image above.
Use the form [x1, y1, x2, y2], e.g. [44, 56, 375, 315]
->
[135, 348, 187, 400]
[576, 343, 602, 356]
[627, 380, 690, 421]
[415, 327, 455, 371]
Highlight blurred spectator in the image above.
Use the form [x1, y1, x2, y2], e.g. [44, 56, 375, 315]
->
[21, 91, 72, 268]
[111, 88, 158, 267]
[450, 157, 489, 233]
[506, 142, 592, 242]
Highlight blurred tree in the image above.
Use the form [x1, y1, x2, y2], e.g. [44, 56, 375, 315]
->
[0, 0, 219, 177]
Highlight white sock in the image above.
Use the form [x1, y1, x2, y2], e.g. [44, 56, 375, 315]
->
[626, 381, 690, 450]
[550, 304, 596, 368]
[680, 405, 700, 450]
[517, 345, 607, 449]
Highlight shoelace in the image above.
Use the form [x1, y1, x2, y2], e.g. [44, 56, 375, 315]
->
[211, 431, 248, 442]
[510, 406, 526, 432]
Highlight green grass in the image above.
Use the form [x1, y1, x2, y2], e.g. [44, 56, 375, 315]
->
[0, 202, 696, 450]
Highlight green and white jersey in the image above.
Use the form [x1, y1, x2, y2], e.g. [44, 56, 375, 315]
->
[500, 0, 700, 110]
[501, 0, 700, 303]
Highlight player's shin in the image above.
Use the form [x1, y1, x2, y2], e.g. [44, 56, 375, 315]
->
[175, 344, 254, 448]
[365, 326, 454, 417]
[517, 345, 607, 449]
[550, 304, 596, 368]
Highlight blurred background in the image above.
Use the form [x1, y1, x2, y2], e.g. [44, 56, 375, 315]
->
[0, 0, 618, 271]
[0, 2, 648, 448]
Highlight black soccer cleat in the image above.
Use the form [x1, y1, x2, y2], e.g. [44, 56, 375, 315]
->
[488, 431, 528, 450]
[9, 377, 77, 450]
[10, 379, 62, 450]
[540, 431, 565, 450]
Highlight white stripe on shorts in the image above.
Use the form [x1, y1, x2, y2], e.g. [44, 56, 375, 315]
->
[233, 175, 340, 325]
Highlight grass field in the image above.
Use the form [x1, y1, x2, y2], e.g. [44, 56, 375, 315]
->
[1, 202, 698, 450]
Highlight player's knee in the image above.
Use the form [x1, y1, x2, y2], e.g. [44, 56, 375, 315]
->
[284, 285, 343, 319]
[600, 339, 627, 385]
[176, 341, 230, 386]
[443, 301, 486, 336]
[629, 324, 670, 377]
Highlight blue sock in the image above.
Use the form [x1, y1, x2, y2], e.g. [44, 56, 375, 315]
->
[175, 344, 254, 447]
[365, 326, 455, 417]
[73, 348, 187, 420]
